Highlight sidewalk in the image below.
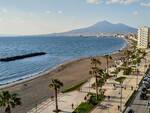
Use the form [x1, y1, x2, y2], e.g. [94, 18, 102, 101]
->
[28, 78, 95, 113]
[91, 71, 142, 113]
[91, 55, 148, 113]
[124, 51, 150, 113]
[28, 56, 148, 113]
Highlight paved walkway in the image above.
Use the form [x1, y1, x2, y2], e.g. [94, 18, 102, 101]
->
[28, 54, 148, 113]
[91, 71, 142, 113]
[124, 51, 150, 113]
[28, 78, 95, 113]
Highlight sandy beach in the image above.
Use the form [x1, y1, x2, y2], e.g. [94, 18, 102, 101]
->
[0, 42, 129, 113]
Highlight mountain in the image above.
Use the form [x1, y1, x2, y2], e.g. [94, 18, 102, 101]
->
[51, 21, 137, 36]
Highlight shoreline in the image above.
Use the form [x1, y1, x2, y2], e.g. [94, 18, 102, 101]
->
[0, 38, 130, 113]
[0, 39, 128, 89]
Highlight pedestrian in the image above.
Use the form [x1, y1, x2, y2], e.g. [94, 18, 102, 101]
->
[51, 96, 54, 101]
[118, 105, 120, 111]
[113, 84, 116, 90]
[148, 101, 150, 107]
[84, 96, 87, 101]
[147, 101, 150, 113]
[113, 84, 115, 87]
[124, 86, 126, 90]
[71, 103, 74, 109]
[131, 86, 134, 90]
[80, 87, 82, 92]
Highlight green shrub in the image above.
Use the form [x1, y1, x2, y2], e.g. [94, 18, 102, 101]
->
[73, 93, 105, 113]
[73, 102, 94, 113]
[61, 81, 86, 93]
[123, 67, 132, 75]
[111, 68, 120, 75]
[88, 93, 104, 105]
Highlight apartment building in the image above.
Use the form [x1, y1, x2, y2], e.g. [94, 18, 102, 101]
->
[137, 26, 150, 49]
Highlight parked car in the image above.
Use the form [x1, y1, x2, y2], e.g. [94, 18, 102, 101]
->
[143, 81, 150, 85]
[140, 92, 147, 100]
[141, 87, 148, 94]
[144, 77, 150, 81]
[145, 75, 150, 78]
[142, 84, 150, 89]
[128, 109, 134, 113]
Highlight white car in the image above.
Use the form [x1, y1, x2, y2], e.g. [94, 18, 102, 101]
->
[144, 77, 150, 81]
[143, 80, 150, 84]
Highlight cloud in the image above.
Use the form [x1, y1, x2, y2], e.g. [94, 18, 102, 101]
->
[29, 12, 33, 17]
[133, 11, 139, 16]
[0, 8, 8, 14]
[106, 0, 137, 5]
[140, 2, 150, 7]
[58, 10, 63, 14]
[86, 0, 101, 5]
[45, 10, 51, 14]
[86, 0, 140, 5]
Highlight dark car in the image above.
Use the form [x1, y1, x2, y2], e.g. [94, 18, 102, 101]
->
[128, 109, 134, 113]
[140, 92, 147, 100]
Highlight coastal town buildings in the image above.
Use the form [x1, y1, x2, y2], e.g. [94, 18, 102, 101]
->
[128, 34, 137, 41]
[137, 26, 150, 49]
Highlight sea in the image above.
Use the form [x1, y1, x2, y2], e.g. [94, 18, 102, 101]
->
[0, 36, 127, 85]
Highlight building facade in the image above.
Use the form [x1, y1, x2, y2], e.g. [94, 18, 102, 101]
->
[137, 26, 150, 49]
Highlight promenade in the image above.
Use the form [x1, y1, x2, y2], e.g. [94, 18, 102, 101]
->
[124, 50, 150, 113]
[28, 78, 95, 113]
[28, 52, 149, 113]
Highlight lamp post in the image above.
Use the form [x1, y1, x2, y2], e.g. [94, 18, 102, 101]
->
[136, 64, 140, 89]
[89, 79, 91, 93]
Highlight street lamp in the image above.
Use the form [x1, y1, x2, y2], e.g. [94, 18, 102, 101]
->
[89, 79, 91, 93]
[136, 64, 140, 89]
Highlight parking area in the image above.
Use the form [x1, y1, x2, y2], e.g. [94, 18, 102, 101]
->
[125, 67, 150, 113]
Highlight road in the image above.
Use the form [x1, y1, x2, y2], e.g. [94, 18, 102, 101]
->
[125, 50, 150, 113]
[125, 86, 150, 113]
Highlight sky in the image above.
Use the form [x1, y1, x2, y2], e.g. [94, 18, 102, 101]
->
[0, 0, 150, 35]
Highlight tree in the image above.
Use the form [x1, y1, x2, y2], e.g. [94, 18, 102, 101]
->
[89, 57, 101, 100]
[0, 91, 21, 113]
[104, 55, 112, 74]
[124, 50, 132, 67]
[89, 67, 100, 100]
[49, 79, 63, 113]
[90, 57, 101, 67]
[115, 76, 126, 112]
[97, 68, 107, 94]
[142, 50, 146, 57]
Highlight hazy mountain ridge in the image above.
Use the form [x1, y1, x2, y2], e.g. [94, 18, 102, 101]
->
[51, 21, 137, 36]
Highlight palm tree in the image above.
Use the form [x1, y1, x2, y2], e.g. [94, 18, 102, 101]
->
[49, 79, 63, 113]
[104, 55, 112, 74]
[89, 57, 101, 100]
[131, 52, 141, 88]
[97, 69, 107, 95]
[90, 57, 101, 67]
[124, 50, 132, 67]
[115, 76, 126, 112]
[137, 49, 146, 57]
[132, 44, 137, 52]
[142, 50, 146, 57]
[0, 91, 21, 113]
[89, 67, 100, 100]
